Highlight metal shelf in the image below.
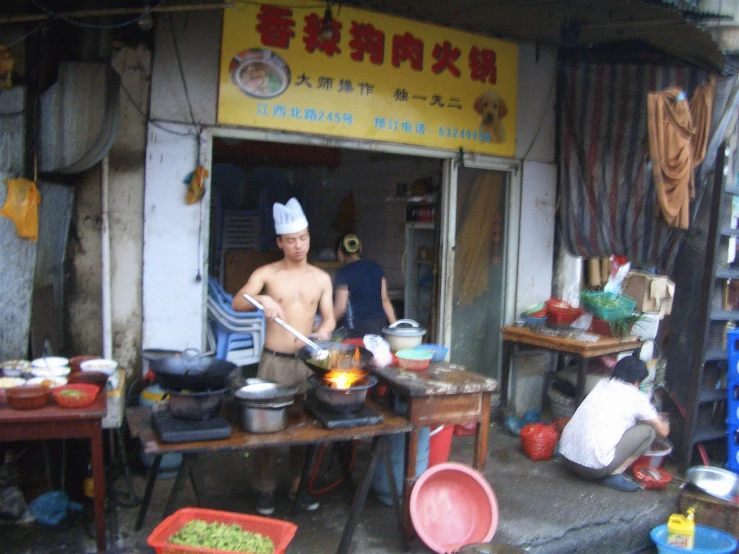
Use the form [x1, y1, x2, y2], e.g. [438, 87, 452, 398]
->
[710, 309, 739, 321]
[705, 348, 728, 361]
[716, 267, 739, 279]
[693, 424, 728, 444]
[698, 388, 728, 403]
[725, 185, 739, 196]
[721, 228, 739, 237]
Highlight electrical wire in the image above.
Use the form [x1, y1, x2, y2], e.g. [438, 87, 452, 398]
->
[4, 24, 44, 49]
[28, 0, 166, 29]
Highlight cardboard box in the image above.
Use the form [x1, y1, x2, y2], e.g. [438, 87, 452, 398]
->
[622, 271, 675, 317]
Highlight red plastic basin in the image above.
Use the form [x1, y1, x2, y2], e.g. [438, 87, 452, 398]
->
[410, 462, 498, 553]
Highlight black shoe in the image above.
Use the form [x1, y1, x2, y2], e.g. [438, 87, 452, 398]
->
[289, 490, 320, 511]
[599, 474, 641, 492]
[256, 492, 275, 515]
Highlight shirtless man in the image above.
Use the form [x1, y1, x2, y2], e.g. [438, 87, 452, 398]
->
[232, 197, 335, 516]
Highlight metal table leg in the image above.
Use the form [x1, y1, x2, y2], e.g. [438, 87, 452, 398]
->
[163, 454, 197, 519]
[134, 455, 161, 530]
[380, 437, 407, 552]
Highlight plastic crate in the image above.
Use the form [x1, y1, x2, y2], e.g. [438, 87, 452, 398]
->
[728, 425, 739, 470]
[729, 353, 739, 381]
[581, 291, 636, 322]
[147, 507, 297, 554]
[729, 328, 739, 358]
[728, 382, 739, 426]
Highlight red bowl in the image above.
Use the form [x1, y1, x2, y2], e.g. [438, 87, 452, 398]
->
[5, 385, 51, 410]
[410, 462, 498, 553]
[52, 383, 100, 409]
[632, 465, 672, 490]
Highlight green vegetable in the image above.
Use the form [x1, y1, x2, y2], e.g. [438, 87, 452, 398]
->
[168, 520, 275, 553]
[608, 314, 645, 339]
[59, 389, 85, 397]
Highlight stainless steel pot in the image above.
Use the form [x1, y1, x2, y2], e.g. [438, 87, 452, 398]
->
[382, 319, 426, 352]
[237, 399, 292, 433]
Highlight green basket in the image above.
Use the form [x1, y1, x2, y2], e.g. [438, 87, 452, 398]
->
[581, 291, 636, 322]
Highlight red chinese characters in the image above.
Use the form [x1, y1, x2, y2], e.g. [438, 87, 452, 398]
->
[431, 40, 461, 77]
[349, 22, 384, 64]
[256, 5, 295, 49]
[304, 13, 342, 56]
[392, 33, 423, 71]
[469, 46, 497, 84]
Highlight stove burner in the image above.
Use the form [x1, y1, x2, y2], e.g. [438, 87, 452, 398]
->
[304, 390, 383, 429]
[152, 408, 231, 443]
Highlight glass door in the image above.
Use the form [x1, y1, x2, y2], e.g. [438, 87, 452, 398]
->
[449, 167, 508, 378]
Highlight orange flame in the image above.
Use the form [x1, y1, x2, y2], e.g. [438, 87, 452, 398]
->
[323, 368, 367, 389]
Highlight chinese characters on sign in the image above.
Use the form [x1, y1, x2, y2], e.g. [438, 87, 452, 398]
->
[219, 1, 518, 156]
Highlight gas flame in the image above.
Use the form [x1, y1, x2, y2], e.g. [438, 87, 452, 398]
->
[323, 369, 367, 389]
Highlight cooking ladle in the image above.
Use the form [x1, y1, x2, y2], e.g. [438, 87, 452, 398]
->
[242, 293, 329, 360]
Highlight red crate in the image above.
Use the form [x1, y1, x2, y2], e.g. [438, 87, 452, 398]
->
[147, 507, 297, 554]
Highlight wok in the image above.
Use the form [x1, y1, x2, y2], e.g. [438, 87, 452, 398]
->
[297, 342, 375, 377]
[148, 349, 236, 392]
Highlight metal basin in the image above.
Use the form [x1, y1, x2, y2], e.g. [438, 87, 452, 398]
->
[686, 466, 739, 502]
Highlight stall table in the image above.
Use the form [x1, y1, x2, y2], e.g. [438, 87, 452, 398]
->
[127, 401, 412, 554]
[0, 390, 107, 552]
[370, 362, 498, 540]
[499, 325, 643, 416]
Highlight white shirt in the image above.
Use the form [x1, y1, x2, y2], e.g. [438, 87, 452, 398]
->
[559, 378, 658, 469]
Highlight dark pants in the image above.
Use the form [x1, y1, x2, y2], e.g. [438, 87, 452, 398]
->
[564, 423, 656, 480]
[347, 317, 387, 339]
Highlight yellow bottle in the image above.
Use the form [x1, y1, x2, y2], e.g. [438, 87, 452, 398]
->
[666, 507, 695, 549]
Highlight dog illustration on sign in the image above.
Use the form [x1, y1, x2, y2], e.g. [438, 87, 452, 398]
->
[473, 91, 508, 143]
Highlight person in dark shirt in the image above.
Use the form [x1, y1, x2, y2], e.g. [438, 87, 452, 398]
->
[334, 234, 397, 338]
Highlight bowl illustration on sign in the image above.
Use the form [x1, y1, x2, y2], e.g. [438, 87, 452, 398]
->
[229, 48, 291, 99]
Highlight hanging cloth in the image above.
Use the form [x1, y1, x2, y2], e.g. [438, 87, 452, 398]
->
[647, 77, 715, 229]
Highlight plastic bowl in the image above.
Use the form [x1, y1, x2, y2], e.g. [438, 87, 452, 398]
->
[632, 465, 672, 490]
[69, 355, 101, 373]
[651, 523, 737, 554]
[31, 357, 69, 369]
[396, 349, 434, 371]
[52, 384, 100, 409]
[1, 360, 30, 377]
[26, 376, 68, 389]
[68, 371, 109, 389]
[414, 344, 449, 363]
[5, 385, 51, 410]
[633, 438, 673, 469]
[30, 366, 71, 379]
[410, 462, 498, 554]
[80, 359, 118, 376]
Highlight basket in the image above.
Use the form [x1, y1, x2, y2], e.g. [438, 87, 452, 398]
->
[395, 349, 433, 371]
[581, 291, 636, 322]
[547, 384, 576, 420]
[414, 344, 449, 362]
[147, 507, 297, 554]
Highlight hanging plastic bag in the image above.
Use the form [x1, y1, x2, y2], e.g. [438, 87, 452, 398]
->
[0, 177, 41, 241]
[185, 165, 209, 205]
[520, 423, 559, 461]
[363, 334, 393, 367]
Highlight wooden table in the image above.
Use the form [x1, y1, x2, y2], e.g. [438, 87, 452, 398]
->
[499, 325, 643, 416]
[0, 391, 107, 552]
[370, 362, 498, 540]
[127, 401, 412, 554]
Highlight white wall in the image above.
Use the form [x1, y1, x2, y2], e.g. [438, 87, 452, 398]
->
[142, 122, 208, 351]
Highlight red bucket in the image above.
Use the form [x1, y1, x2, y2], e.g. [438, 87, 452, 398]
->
[428, 426, 454, 467]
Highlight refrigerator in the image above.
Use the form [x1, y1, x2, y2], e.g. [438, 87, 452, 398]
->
[404, 222, 436, 325]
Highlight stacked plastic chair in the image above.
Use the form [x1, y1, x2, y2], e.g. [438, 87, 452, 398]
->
[727, 327, 739, 472]
[207, 277, 265, 366]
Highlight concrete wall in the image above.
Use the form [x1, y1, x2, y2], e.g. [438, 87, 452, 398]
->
[67, 46, 149, 372]
[144, 12, 558, 357]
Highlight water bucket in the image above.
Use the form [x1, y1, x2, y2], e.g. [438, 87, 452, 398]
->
[428, 426, 454, 467]
[372, 428, 429, 506]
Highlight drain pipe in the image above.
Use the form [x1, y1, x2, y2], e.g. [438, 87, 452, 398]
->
[101, 154, 113, 359]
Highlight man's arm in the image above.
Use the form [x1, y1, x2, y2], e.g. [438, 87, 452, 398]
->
[380, 277, 397, 324]
[231, 265, 284, 320]
[645, 416, 670, 439]
[334, 286, 349, 321]
[314, 274, 336, 341]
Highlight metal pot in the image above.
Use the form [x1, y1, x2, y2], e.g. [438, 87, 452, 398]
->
[167, 388, 227, 420]
[148, 349, 236, 392]
[382, 319, 426, 352]
[307, 374, 377, 414]
[237, 399, 291, 433]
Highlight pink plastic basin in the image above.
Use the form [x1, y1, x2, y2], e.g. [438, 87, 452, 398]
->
[410, 462, 498, 553]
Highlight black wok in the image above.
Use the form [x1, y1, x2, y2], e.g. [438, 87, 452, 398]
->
[148, 349, 236, 392]
[297, 342, 375, 377]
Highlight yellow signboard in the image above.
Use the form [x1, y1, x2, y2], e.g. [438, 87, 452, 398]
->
[219, 1, 518, 157]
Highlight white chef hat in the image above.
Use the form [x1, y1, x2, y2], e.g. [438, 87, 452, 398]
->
[273, 198, 308, 235]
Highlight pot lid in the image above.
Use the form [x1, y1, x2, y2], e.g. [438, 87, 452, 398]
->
[237, 397, 294, 409]
[382, 319, 426, 337]
[235, 381, 298, 401]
